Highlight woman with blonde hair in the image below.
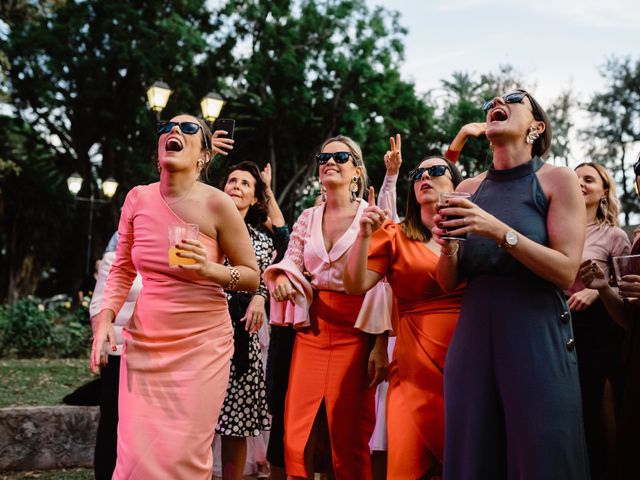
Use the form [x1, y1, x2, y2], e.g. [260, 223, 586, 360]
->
[567, 161, 631, 479]
[265, 135, 390, 479]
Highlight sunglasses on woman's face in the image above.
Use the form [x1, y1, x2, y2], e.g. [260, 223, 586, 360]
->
[157, 121, 210, 149]
[408, 165, 451, 181]
[315, 151, 353, 165]
[634, 159, 640, 176]
[482, 92, 529, 113]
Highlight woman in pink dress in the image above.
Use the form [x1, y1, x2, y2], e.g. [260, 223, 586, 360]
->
[90, 114, 260, 479]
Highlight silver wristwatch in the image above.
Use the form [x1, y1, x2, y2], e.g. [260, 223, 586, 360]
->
[503, 229, 519, 248]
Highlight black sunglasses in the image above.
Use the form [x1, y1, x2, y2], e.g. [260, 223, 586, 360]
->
[634, 159, 640, 176]
[482, 91, 535, 114]
[408, 165, 451, 181]
[157, 121, 210, 150]
[315, 151, 353, 165]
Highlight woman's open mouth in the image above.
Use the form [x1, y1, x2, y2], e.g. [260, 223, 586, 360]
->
[166, 137, 184, 152]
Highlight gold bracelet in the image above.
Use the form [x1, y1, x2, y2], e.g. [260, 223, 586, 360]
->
[441, 243, 459, 257]
[225, 266, 240, 290]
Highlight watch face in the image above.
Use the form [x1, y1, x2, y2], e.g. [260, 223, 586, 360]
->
[506, 230, 518, 246]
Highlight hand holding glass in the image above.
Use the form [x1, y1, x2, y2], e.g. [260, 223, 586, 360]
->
[168, 223, 199, 267]
[612, 254, 640, 300]
[439, 192, 471, 241]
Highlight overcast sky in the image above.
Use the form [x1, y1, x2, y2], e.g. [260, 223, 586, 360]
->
[368, 0, 640, 165]
[371, 0, 638, 102]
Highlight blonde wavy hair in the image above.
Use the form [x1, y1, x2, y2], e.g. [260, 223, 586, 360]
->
[575, 162, 620, 227]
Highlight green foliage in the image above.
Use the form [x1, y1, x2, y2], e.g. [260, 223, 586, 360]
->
[582, 56, 640, 224]
[0, 297, 54, 357]
[545, 89, 578, 166]
[50, 307, 92, 358]
[1, 0, 218, 300]
[206, 0, 437, 216]
[0, 297, 91, 358]
[0, 115, 75, 302]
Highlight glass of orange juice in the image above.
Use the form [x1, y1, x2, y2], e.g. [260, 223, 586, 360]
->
[168, 223, 199, 267]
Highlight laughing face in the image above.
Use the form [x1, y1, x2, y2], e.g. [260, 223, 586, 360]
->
[412, 158, 455, 206]
[484, 92, 544, 148]
[157, 114, 207, 173]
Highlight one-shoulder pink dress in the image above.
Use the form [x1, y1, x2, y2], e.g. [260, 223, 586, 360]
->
[100, 183, 233, 479]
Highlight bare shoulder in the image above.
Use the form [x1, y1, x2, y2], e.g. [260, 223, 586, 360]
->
[536, 163, 579, 196]
[194, 182, 235, 214]
[457, 171, 487, 195]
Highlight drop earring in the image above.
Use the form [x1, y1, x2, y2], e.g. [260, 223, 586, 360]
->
[350, 176, 359, 202]
[320, 184, 327, 203]
[599, 196, 608, 215]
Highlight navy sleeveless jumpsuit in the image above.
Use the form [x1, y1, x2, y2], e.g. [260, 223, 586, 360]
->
[443, 158, 590, 479]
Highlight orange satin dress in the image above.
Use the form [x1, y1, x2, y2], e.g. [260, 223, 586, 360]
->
[100, 184, 234, 479]
[368, 222, 462, 479]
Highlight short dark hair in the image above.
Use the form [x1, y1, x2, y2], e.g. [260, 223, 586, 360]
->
[225, 161, 268, 227]
[401, 156, 463, 242]
[513, 89, 553, 158]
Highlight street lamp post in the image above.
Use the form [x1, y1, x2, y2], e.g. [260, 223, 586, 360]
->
[200, 91, 226, 125]
[67, 166, 118, 277]
[146, 81, 173, 120]
[146, 81, 225, 126]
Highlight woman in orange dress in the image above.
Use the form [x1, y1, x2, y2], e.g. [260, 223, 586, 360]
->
[90, 114, 260, 479]
[345, 155, 464, 479]
[264, 136, 390, 479]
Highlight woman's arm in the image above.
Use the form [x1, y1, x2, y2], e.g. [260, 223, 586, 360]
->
[580, 260, 631, 329]
[180, 193, 259, 291]
[270, 209, 311, 302]
[432, 177, 481, 291]
[344, 187, 386, 295]
[260, 163, 287, 229]
[379, 134, 402, 222]
[445, 122, 487, 162]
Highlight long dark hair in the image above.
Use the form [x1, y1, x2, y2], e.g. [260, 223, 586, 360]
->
[224, 160, 268, 228]
[400, 157, 463, 242]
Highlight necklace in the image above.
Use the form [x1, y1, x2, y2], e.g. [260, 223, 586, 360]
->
[161, 181, 197, 206]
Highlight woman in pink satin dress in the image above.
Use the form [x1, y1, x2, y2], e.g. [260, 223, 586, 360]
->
[90, 114, 260, 479]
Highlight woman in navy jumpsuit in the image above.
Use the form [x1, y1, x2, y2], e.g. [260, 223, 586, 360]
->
[433, 90, 590, 479]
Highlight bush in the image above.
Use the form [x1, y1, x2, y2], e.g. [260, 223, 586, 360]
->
[51, 308, 92, 358]
[0, 296, 92, 358]
[0, 297, 53, 357]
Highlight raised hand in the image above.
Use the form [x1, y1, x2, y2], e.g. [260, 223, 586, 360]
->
[359, 186, 388, 238]
[461, 122, 487, 138]
[260, 163, 273, 189]
[384, 133, 402, 176]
